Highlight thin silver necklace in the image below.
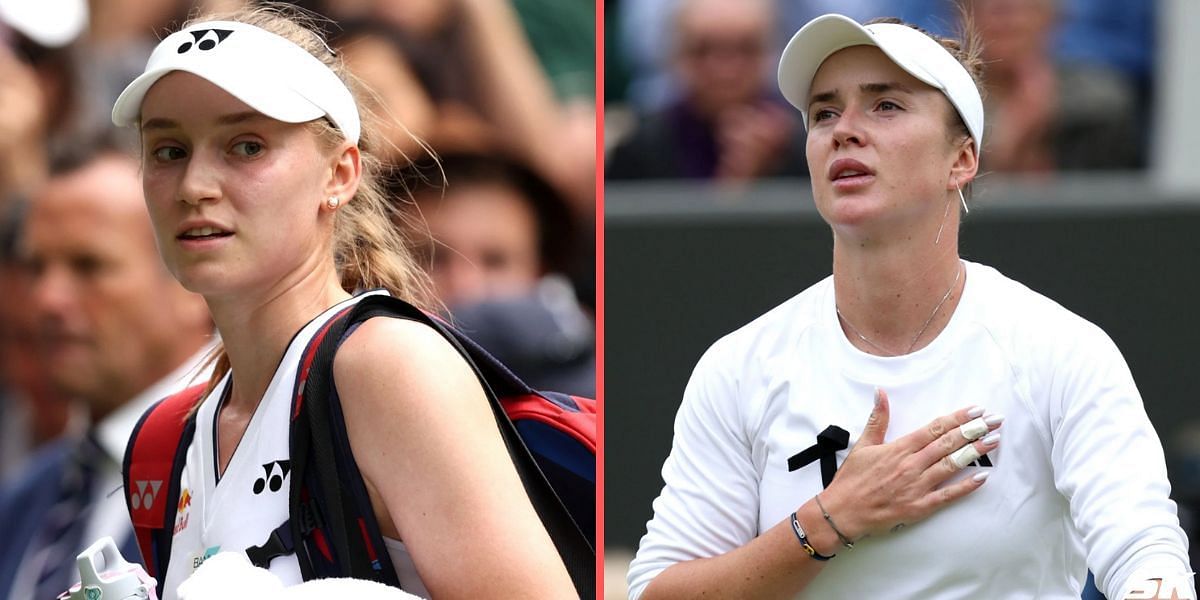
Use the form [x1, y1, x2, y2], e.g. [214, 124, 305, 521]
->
[836, 261, 964, 356]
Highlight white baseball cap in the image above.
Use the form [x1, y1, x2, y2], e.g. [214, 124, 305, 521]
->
[777, 14, 983, 152]
[112, 21, 360, 145]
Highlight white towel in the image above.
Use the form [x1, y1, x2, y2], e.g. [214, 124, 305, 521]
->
[176, 553, 422, 600]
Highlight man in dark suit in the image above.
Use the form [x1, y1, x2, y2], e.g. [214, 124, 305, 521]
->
[0, 152, 212, 599]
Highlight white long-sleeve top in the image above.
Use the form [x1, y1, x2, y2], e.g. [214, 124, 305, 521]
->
[629, 261, 1192, 599]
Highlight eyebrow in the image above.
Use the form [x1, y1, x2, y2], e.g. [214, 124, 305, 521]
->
[139, 117, 179, 131]
[216, 111, 270, 126]
[140, 111, 269, 131]
[861, 81, 915, 95]
[808, 81, 917, 109]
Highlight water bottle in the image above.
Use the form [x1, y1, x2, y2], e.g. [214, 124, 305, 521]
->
[56, 536, 158, 600]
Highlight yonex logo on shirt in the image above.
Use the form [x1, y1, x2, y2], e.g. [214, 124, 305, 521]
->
[253, 460, 291, 494]
[131, 479, 163, 510]
[177, 29, 233, 54]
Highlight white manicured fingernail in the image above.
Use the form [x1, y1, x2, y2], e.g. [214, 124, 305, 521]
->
[959, 417, 988, 441]
[874, 388, 882, 405]
[983, 414, 1005, 427]
[972, 471, 991, 483]
[981, 433, 1000, 446]
[966, 406, 984, 418]
[950, 444, 982, 469]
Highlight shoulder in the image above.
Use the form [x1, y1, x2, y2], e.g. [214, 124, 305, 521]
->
[0, 440, 70, 521]
[0, 442, 70, 585]
[331, 316, 483, 411]
[964, 262, 1129, 394]
[700, 277, 829, 374]
[680, 279, 828, 425]
[967, 263, 1115, 351]
[336, 314, 480, 393]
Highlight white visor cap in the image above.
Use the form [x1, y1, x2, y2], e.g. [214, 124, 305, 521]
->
[112, 21, 360, 145]
[778, 14, 983, 153]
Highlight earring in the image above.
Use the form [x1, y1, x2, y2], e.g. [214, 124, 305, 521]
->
[326, 196, 340, 209]
[957, 184, 969, 215]
[934, 195, 952, 245]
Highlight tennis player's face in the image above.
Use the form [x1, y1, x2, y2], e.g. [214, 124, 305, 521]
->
[805, 46, 968, 238]
[138, 72, 336, 296]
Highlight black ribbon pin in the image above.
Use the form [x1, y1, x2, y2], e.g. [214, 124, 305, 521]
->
[788, 425, 850, 488]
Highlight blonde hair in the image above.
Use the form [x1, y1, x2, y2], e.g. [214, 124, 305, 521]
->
[170, 3, 439, 401]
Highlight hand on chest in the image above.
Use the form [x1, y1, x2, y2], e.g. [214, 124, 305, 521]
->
[759, 374, 1024, 497]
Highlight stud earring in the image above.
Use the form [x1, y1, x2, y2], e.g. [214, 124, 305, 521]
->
[326, 196, 340, 209]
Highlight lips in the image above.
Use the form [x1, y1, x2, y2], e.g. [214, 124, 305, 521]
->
[828, 158, 875, 182]
[176, 222, 233, 241]
[38, 324, 90, 354]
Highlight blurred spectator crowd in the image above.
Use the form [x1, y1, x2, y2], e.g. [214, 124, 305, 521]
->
[605, 0, 1156, 182]
[0, 2, 595, 589]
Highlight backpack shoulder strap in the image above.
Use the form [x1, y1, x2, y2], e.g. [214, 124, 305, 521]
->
[123, 383, 204, 595]
[289, 303, 403, 586]
[306, 295, 595, 597]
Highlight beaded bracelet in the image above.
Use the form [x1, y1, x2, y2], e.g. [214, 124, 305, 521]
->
[790, 511, 835, 561]
[814, 493, 855, 550]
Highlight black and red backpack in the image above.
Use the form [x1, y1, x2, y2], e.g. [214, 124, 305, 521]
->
[122, 294, 596, 598]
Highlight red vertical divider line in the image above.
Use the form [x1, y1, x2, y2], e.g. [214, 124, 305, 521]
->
[594, 0, 606, 597]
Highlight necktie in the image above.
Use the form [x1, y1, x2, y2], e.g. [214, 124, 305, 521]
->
[31, 432, 104, 599]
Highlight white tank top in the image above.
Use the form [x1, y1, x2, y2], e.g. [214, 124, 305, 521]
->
[162, 292, 430, 599]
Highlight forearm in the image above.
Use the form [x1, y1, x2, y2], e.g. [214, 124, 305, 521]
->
[641, 499, 836, 600]
[456, 0, 574, 186]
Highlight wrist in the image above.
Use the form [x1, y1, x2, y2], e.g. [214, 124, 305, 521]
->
[812, 488, 866, 542]
[789, 510, 835, 561]
[814, 493, 857, 549]
[795, 500, 840, 557]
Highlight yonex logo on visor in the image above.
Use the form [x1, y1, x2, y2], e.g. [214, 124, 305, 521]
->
[111, 21, 362, 145]
[176, 29, 232, 53]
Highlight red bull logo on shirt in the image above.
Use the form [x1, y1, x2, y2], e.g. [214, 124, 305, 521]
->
[174, 488, 192, 534]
